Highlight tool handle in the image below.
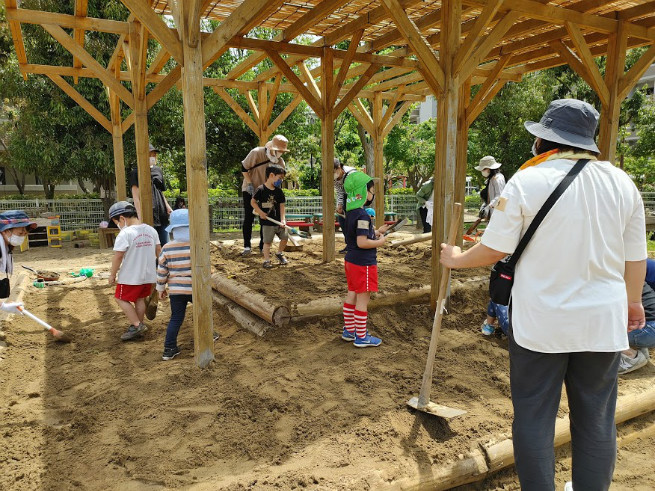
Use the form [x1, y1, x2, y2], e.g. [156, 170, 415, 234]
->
[417, 203, 462, 407]
[261, 216, 300, 247]
[17, 306, 54, 331]
[465, 217, 482, 236]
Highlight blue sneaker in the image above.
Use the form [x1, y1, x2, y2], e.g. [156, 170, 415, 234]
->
[341, 327, 355, 342]
[354, 333, 382, 348]
[481, 322, 495, 336]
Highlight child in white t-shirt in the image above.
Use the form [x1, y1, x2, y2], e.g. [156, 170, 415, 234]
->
[108, 201, 161, 341]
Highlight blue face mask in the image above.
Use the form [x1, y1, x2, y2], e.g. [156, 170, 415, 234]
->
[274, 179, 283, 188]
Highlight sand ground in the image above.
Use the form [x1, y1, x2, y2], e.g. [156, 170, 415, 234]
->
[0, 231, 654, 490]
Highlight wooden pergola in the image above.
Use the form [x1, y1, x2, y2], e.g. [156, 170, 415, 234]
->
[5, 0, 655, 367]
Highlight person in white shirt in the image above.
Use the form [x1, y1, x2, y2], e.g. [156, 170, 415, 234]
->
[475, 155, 506, 219]
[108, 201, 161, 342]
[440, 99, 646, 491]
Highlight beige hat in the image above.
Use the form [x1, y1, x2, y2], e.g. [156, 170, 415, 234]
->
[266, 134, 289, 153]
[475, 155, 502, 171]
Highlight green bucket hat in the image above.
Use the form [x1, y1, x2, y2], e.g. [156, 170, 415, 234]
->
[344, 171, 372, 212]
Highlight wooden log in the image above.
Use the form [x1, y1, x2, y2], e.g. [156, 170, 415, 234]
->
[395, 449, 489, 491]
[211, 273, 290, 326]
[212, 292, 271, 337]
[390, 232, 432, 247]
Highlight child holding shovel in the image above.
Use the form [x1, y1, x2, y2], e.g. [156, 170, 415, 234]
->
[251, 165, 289, 269]
[341, 172, 390, 348]
[156, 209, 219, 361]
[108, 201, 161, 341]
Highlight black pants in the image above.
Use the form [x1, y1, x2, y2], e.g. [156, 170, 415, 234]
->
[419, 207, 431, 233]
[164, 294, 192, 349]
[242, 190, 263, 250]
[509, 328, 619, 491]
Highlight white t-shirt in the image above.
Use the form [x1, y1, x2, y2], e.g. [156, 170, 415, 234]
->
[113, 224, 160, 285]
[481, 158, 646, 353]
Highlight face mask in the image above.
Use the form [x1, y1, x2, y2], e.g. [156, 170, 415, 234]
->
[481, 169, 491, 178]
[116, 217, 126, 230]
[531, 139, 539, 156]
[266, 147, 279, 163]
[274, 179, 283, 188]
[364, 193, 374, 207]
[149, 156, 157, 167]
[8, 234, 25, 247]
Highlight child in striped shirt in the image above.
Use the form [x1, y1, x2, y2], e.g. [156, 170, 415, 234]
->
[156, 209, 194, 361]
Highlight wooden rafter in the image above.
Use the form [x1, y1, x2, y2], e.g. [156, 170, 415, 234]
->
[214, 87, 259, 135]
[334, 64, 380, 117]
[72, 0, 88, 83]
[348, 100, 374, 135]
[453, 0, 504, 75]
[379, 85, 406, 130]
[6, 7, 129, 35]
[565, 21, 610, 106]
[47, 74, 112, 133]
[268, 94, 303, 135]
[297, 62, 322, 101]
[382, 100, 414, 139]
[262, 75, 282, 129]
[618, 44, 655, 100]
[330, 30, 365, 107]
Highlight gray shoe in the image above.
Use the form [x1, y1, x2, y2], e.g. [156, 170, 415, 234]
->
[275, 252, 288, 265]
[121, 323, 147, 341]
[241, 248, 252, 256]
[639, 347, 650, 360]
[618, 351, 648, 375]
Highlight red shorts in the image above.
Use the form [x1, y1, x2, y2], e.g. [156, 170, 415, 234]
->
[344, 261, 378, 293]
[115, 283, 153, 302]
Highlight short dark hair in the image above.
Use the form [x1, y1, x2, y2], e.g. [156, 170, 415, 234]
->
[333, 158, 342, 170]
[536, 138, 600, 157]
[367, 180, 375, 191]
[265, 165, 286, 179]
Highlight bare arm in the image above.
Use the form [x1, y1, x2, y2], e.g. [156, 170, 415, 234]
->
[131, 185, 142, 221]
[155, 244, 162, 258]
[109, 251, 125, 285]
[440, 242, 508, 269]
[625, 259, 646, 332]
[251, 198, 267, 219]
[280, 203, 286, 225]
[357, 234, 386, 249]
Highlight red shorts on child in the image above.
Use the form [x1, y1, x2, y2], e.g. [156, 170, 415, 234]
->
[115, 283, 153, 302]
[344, 261, 378, 293]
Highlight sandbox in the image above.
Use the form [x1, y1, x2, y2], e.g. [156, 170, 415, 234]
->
[1, 240, 654, 490]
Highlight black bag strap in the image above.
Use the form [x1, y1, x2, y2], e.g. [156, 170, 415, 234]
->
[507, 159, 589, 267]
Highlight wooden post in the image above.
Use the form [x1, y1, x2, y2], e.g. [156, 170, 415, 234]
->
[109, 89, 127, 201]
[181, 0, 214, 368]
[431, 0, 461, 310]
[128, 20, 153, 225]
[372, 92, 385, 224]
[598, 25, 627, 163]
[455, 79, 471, 247]
[258, 82, 268, 146]
[321, 47, 336, 262]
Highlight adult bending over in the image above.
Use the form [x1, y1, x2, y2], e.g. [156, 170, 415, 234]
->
[440, 99, 646, 491]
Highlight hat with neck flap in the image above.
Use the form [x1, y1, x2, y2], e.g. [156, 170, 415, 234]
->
[344, 171, 373, 212]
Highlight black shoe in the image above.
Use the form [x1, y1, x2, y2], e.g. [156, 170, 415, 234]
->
[162, 346, 181, 361]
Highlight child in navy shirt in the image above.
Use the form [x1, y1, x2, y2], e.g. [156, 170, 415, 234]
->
[341, 172, 390, 347]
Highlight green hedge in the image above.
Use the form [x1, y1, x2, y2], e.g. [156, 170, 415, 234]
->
[388, 188, 414, 195]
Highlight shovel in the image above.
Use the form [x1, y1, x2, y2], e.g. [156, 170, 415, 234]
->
[17, 306, 72, 343]
[260, 216, 301, 247]
[383, 217, 408, 236]
[463, 217, 482, 242]
[407, 202, 466, 419]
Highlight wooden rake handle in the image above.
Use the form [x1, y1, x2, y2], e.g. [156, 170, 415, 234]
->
[417, 202, 462, 407]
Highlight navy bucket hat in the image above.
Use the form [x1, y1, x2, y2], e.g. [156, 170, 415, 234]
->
[524, 99, 600, 153]
[0, 210, 37, 232]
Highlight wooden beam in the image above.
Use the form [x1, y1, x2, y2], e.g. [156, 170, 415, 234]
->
[214, 88, 260, 135]
[147, 47, 172, 75]
[549, 40, 602, 100]
[381, 0, 444, 95]
[455, 78, 471, 246]
[372, 91, 385, 227]
[72, 0, 88, 83]
[379, 86, 405, 130]
[466, 79, 507, 126]
[453, 0, 504, 75]
[321, 48, 336, 262]
[244, 89, 260, 123]
[109, 87, 127, 201]
[146, 65, 181, 110]
[334, 64, 380, 117]
[268, 94, 303, 135]
[121, 111, 134, 134]
[41, 23, 134, 108]
[262, 75, 282, 136]
[297, 62, 322, 101]
[618, 44, 655, 100]
[565, 21, 610, 106]
[120, 0, 183, 65]
[185, 0, 203, 48]
[348, 100, 374, 136]
[330, 29, 365, 107]
[458, 11, 519, 82]
[266, 49, 324, 119]
[382, 100, 414, 139]
[6, 7, 130, 35]
[47, 74, 111, 133]
[257, 82, 267, 145]
[467, 54, 511, 116]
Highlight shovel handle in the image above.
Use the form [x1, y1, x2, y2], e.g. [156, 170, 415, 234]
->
[17, 306, 54, 331]
[417, 203, 462, 407]
[261, 216, 300, 247]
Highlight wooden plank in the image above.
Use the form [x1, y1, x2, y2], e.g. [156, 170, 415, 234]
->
[321, 48, 336, 262]
[120, 0, 183, 65]
[466, 79, 506, 126]
[368, 8, 443, 52]
[185, 0, 203, 48]
[262, 75, 282, 131]
[214, 87, 260, 135]
[382, 100, 414, 138]
[243, 89, 260, 123]
[146, 65, 181, 110]
[147, 47, 172, 75]
[379, 85, 405, 130]
[467, 54, 511, 119]
[257, 82, 267, 145]
[348, 100, 374, 135]
[565, 21, 609, 106]
[47, 74, 111, 132]
[266, 49, 324, 119]
[297, 62, 322, 100]
[5, 1, 29, 77]
[334, 64, 380, 117]
[121, 111, 135, 134]
[453, 0, 504, 76]
[72, 0, 88, 82]
[372, 91, 385, 227]
[6, 7, 130, 34]
[331, 30, 365, 107]
[381, 0, 444, 95]
[268, 94, 303, 135]
[458, 11, 519, 82]
[41, 23, 134, 108]
[549, 40, 602, 100]
[109, 89, 127, 201]
[618, 44, 655, 100]
[455, 78, 471, 246]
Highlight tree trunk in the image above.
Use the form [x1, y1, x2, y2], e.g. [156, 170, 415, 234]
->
[356, 122, 375, 175]
[78, 178, 89, 194]
[43, 181, 56, 199]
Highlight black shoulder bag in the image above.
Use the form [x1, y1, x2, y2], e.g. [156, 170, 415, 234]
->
[489, 159, 589, 306]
